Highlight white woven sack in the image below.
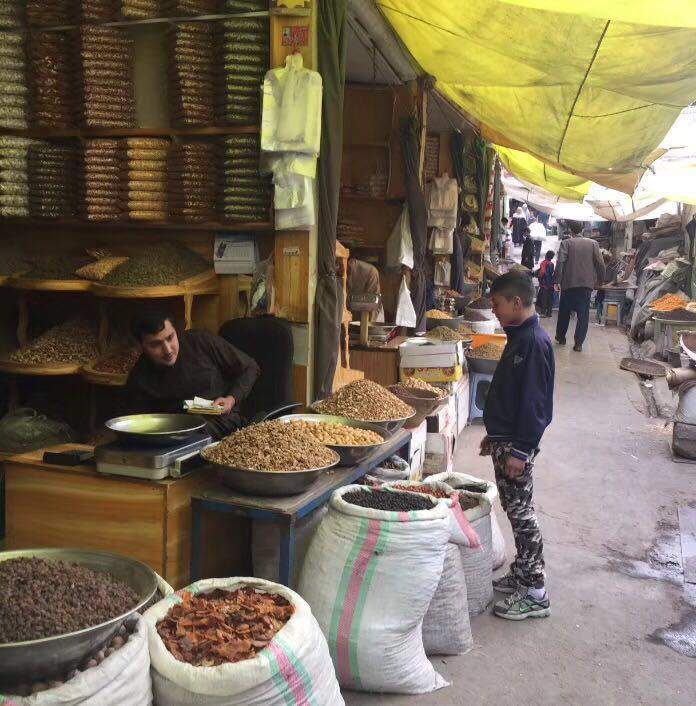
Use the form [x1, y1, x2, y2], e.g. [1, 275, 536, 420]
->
[461, 512, 494, 615]
[422, 544, 473, 656]
[13, 616, 152, 706]
[298, 484, 451, 694]
[428, 471, 506, 569]
[144, 577, 343, 706]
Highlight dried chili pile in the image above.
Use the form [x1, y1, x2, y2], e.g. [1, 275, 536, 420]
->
[156, 587, 294, 667]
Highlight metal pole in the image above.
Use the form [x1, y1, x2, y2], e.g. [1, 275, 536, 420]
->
[491, 157, 502, 264]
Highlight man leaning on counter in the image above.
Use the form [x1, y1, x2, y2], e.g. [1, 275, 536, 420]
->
[126, 312, 259, 440]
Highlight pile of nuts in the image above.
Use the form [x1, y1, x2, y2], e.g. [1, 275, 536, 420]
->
[283, 419, 383, 447]
[469, 342, 505, 360]
[426, 309, 452, 320]
[462, 309, 490, 322]
[8, 318, 98, 365]
[392, 483, 450, 498]
[427, 325, 467, 342]
[315, 379, 414, 422]
[0, 557, 138, 644]
[458, 323, 476, 334]
[399, 376, 447, 399]
[468, 296, 492, 309]
[157, 587, 293, 667]
[201, 420, 339, 472]
[93, 347, 141, 375]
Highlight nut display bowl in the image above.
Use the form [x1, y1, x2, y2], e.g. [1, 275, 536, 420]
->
[309, 401, 415, 437]
[0, 548, 158, 685]
[276, 414, 389, 466]
[388, 386, 443, 427]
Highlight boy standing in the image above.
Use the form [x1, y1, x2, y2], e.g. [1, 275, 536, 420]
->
[536, 250, 555, 317]
[481, 272, 555, 620]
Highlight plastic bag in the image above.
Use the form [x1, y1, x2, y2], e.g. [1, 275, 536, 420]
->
[298, 485, 451, 694]
[395, 275, 417, 328]
[386, 203, 414, 269]
[144, 577, 343, 706]
[11, 616, 152, 706]
[0, 407, 75, 453]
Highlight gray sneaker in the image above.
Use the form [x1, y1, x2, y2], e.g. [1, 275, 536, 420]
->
[492, 571, 519, 595]
[494, 589, 551, 621]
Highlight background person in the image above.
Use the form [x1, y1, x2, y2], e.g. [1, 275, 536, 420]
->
[554, 221, 605, 352]
[521, 227, 535, 270]
[536, 250, 555, 317]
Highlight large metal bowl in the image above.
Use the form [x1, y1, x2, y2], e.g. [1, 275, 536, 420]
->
[388, 386, 443, 428]
[276, 414, 389, 466]
[105, 413, 206, 446]
[426, 314, 464, 331]
[0, 548, 158, 685]
[309, 402, 415, 437]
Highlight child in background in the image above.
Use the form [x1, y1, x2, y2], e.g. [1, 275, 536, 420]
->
[481, 272, 555, 620]
[536, 250, 555, 318]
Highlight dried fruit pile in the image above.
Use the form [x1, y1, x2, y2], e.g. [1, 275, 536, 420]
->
[8, 318, 98, 365]
[93, 347, 141, 374]
[427, 325, 466, 342]
[157, 587, 294, 667]
[426, 309, 452, 319]
[315, 379, 414, 422]
[469, 342, 505, 360]
[463, 309, 490, 322]
[201, 420, 339, 472]
[0, 557, 138, 643]
[650, 293, 689, 312]
[283, 419, 383, 446]
[343, 488, 435, 512]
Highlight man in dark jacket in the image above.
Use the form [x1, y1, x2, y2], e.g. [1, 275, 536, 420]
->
[554, 221, 606, 351]
[520, 227, 535, 271]
[481, 272, 554, 620]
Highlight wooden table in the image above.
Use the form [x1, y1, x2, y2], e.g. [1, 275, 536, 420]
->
[190, 429, 412, 588]
[1, 444, 243, 588]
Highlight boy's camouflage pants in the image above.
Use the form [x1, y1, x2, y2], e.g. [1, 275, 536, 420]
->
[491, 441, 546, 588]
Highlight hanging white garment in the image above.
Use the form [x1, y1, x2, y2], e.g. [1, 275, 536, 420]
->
[261, 53, 322, 157]
[428, 227, 454, 255]
[272, 163, 315, 230]
[386, 203, 414, 269]
[427, 175, 458, 229]
[395, 275, 417, 327]
[434, 258, 451, 286]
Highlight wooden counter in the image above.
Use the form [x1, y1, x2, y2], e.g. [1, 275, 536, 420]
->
[350, 335, 407, 387]
[1, 444, 245, 588]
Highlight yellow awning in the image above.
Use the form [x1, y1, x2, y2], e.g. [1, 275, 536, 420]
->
[378, 1, 696, 194]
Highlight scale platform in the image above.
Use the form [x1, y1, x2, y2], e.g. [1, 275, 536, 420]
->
[95, 433, 213, 480]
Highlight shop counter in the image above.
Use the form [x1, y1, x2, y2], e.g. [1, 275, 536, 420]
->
[350, 335, 407, 387]
[1, 444, 243, 588]
[190, 429, 412, 588]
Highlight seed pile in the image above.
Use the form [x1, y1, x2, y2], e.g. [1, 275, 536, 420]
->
[284, 419, 383, 446]
[654, 308, 696, 321]
[23, 253, 94, 280]
[468, 296, 492, 309]
[463, 310, 490, 322]
[427, 325, 466, 342]
[651, 294, 689, 312]
[458, 323, 475, 334]
[75, 255, 130, 281]
[398, 376, 446, 399]
[0, 240, 29, 276]
[343, 488, 435, 512]
[392, 483, 450, 498]
[0, 557, 139, 643]
[314, 379, 414, 422]
[93, 347, 140, 374]
[202, 420, 339, 472]
[101, 241, 209, 287]
[157, 587, 294, 667]
[469, 342, 505, 360]
[4, 621, 135, 696]
[8, 318, 98, 365]
[0, 29, 27, 130]
[426, 309, 452, 320]
[459, 495, 479, 511]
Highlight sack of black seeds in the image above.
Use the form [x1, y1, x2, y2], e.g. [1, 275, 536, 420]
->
[7, 616, 152, 705]
[298, 484, 452, 694]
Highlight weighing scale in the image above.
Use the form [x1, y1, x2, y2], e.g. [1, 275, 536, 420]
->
[95, 433, 213, 480]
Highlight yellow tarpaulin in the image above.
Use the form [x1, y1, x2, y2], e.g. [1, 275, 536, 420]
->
[378, 0, 696, 194]
[495, 146, 590, 202]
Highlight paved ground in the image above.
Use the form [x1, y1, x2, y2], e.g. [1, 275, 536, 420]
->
[345, 317, 696, 705]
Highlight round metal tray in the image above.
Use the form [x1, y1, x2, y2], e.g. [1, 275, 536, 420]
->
[105, 413, 206, 446]
[0, 548, 158, 685]
[276, 413, 389, 466]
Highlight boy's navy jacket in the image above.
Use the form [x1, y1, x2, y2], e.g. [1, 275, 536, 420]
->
[483, 314, 554, 459]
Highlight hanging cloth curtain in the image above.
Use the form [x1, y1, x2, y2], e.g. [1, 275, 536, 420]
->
[449, 131, 470, 293]
[401, 115, 428, 333]
[313, 0, 347, 398]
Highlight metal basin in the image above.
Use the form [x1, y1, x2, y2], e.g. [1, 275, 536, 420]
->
[0, 548, 158, 685]
[105, 413, 206, 446]
[276, 414, 389, 466]
[388, 386, 442, 428]
[211, 458, 339, 496]
[426, 314, 464, 331]
[310, 402, 415, 437]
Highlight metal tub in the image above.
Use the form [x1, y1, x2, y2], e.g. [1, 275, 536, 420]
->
[0, 548, 158, 685]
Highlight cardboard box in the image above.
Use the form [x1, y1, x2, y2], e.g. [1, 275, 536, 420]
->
[400, 365, 464, 383]
[408, 418, 427, 481]
[399, 339, 464, 369]
[455, 376, 471, 434]
[423, 421, 456, 477]
[426, 395, 457, 433]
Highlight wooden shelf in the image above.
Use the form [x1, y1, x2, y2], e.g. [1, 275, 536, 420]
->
[0, 359, 84, 376]
[92, 269, 218, 299]
[0, 218, 272, 232]
[0, 125, 260, 139]
[8, 277, 93, 292]
[80, 363, 128, 387]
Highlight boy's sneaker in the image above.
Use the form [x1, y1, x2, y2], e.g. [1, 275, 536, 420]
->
[494, 589, 551, 620]
[492, 572, 519, 594]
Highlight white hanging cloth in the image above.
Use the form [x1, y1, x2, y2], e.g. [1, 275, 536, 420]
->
[261, 53, 322, 157]
[428, 227, 454, 255]
[433, 258, 451, 287]
[427, 175, 458, 229]
[394, 275, 417, 327]
[386, 203, 414, 269]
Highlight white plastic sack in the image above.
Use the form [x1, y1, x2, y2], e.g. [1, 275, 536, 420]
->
[395, 276, 417, 328]
[144, 577, 343, 706]
[298, 485, 451, 694]
[461, 512, 494, 615]
[252, 505, 328, 584]
[386, 203, 414, 269]
[422, 544, 473, 656]
[10, 617, 152, 706]
[428, 471, 507, 569]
